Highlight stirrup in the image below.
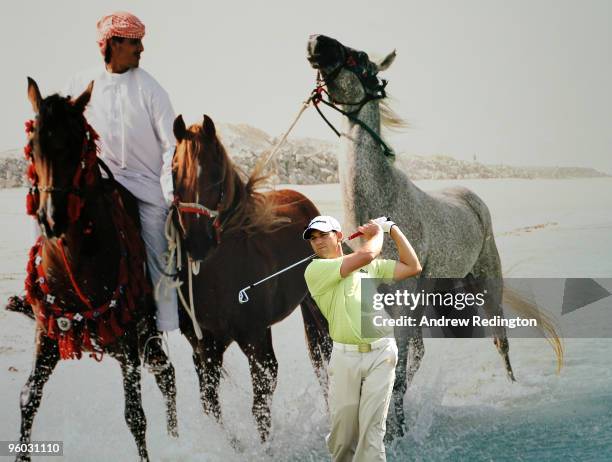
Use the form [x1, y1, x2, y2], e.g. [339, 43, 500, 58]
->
[143, 333, 171, 373]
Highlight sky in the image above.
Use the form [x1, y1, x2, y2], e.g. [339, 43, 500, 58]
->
[2, 0, 611, 173]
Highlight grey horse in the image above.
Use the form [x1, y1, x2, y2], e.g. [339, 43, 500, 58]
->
[306, 34, 562, 440]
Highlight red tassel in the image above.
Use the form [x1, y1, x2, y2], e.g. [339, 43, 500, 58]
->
[47, 316, 56, 338]
[82, 325, 93, 351]
[26, 191, 39, 216]
[27, 163, 36, 182]
[58, 332, 79, 360]
[58, 335, 65, 359]
[24, 144, 32, 159]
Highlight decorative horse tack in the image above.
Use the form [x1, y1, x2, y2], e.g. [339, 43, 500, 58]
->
[24, 118, 99, 222]
[24, 191, 146, 360]
[172, 197, 223, 245]
[23, 117, 148, 360]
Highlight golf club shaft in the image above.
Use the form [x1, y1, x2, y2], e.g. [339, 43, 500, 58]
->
[243, 231, 365, 293]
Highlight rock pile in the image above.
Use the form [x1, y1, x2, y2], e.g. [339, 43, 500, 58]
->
[1, 125, 608, 188]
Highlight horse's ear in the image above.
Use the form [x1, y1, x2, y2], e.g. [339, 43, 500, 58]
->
[375, 49, 396, 72]
[27, 77, 42, 114]
[73, 81, 94, 112]
[202, 114, 216, 138]
[173, 114, 187, 141]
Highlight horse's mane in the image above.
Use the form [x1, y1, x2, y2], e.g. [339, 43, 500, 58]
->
[380, 97, 408, 132]
[182, 124, 286, 236]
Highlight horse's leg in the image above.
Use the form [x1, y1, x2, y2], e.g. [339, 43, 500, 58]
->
[137, 305, 178, 437]
[469, 237, 516, 381]
[300, 293, 332, 405]
[239, 328, 278, 443]
[148, 345, 178, 437]
[115, 343, 149, 461]
[384, 279, 426, 443]
[17, 332, 59, 462]
[192, 331, 228, 422]
[385, 321, 424, 443]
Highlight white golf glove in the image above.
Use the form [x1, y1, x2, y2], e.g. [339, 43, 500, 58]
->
[373, 216, 396, 233]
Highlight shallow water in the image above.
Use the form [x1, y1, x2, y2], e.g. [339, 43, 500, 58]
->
[1, 178, 611, 461]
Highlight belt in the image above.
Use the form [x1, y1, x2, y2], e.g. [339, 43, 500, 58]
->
[332, 337, 394, 353]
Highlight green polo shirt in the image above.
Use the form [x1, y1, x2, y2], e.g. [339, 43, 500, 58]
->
[304, 257, 396, 344]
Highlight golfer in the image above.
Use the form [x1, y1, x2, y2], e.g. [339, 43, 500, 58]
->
[303, 215, 422, 462]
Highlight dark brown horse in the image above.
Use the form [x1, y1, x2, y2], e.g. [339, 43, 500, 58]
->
[168, 114, 332, 443]
[15, 78, 177, 462]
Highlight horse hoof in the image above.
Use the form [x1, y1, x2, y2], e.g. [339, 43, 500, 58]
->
[168, 427, 179, 439]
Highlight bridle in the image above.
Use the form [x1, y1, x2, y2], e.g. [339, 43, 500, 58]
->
[310, 46, 395, 158]
[171, 192, 224, 245]
[24, 117, 101, 223]
[170, 151, 226, 246]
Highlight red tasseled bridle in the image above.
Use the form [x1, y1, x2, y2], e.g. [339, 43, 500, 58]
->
[24, 118, 99, 223]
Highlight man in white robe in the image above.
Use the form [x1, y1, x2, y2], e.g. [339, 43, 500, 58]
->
[62, 11, 179, 333]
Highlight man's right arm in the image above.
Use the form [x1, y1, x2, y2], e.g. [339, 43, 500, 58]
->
[339, 221, 384, 278]
[389, 225, 422, 281]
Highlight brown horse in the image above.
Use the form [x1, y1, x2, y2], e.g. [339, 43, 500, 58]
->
[16, 78, 177, 462]
[168, 114, 332, 443]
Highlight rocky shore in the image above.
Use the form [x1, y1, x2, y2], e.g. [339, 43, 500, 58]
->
[1, 124, 608, 188]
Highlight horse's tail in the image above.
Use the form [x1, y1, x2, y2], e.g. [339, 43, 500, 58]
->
[5, 296, 35, 321]
[502, 285, 564, 374]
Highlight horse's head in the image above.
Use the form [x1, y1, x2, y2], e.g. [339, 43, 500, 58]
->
[172, 114, 229, 259]
[307, 34, 396, 106]
[26, 77, 95, 238]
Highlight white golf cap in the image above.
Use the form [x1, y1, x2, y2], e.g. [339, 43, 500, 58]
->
[303, 215, 342, 240]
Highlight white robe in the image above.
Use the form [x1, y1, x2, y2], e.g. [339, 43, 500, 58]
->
[63, 66, 179, 331]
[63, 66, 174, 206]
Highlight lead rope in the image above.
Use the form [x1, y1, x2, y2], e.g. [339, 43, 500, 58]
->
[157, 207, 204, 340]
[258, 92, 315, 170]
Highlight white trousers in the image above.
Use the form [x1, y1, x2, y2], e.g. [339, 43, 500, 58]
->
[326, 337, 398, 462]
[137, 200, 178, 332]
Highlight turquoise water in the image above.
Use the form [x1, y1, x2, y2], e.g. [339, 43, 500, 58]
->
[388, 393, 612, 461]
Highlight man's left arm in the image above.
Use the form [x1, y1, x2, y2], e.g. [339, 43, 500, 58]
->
[150, 87, 176, 206]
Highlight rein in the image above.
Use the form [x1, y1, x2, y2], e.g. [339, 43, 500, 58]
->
[310, 57, 395, 158]
[157, 193, 226, 342]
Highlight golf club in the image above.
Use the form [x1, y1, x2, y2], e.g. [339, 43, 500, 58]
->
[238, 217, 389, 304]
